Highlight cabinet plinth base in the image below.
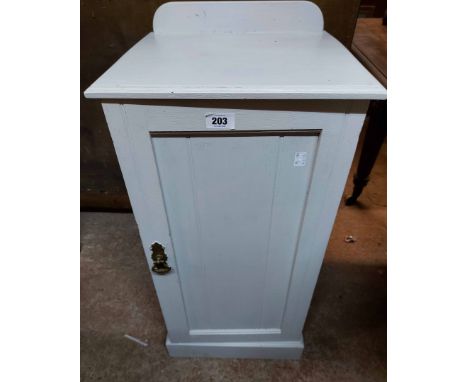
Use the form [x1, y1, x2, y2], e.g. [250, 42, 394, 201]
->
[165, 336, 304, 359]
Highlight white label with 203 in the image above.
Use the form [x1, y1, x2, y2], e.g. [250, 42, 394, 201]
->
[206, 113, 235, 129]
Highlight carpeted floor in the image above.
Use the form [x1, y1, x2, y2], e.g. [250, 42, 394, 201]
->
[81, 139, 386, 382]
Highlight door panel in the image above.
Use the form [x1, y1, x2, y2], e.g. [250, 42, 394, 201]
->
[152, 134, 318, 334]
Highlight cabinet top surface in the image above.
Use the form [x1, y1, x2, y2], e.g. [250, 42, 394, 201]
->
[84, 1, 387, 100]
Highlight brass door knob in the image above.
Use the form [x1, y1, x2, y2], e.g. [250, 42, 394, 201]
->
[150, 242, 171, 275]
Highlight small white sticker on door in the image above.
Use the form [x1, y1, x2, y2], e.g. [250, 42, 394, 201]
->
[205, 113, 235, 129]
[294, 152, 307, 167]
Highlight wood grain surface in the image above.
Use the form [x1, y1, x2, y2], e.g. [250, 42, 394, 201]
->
[351, 18, 387, 87]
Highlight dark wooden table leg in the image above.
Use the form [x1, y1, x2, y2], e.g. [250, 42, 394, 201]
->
[346, 100, 387, 205]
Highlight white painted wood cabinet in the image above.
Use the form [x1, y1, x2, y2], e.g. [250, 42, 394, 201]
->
[85, 1, 386, 359]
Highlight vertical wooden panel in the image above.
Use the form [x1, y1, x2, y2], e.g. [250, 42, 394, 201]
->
[81, 0, 157, 210]
[313, 0, 361, 48]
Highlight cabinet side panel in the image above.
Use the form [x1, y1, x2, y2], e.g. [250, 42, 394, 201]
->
[102, 103, 191, 342]
[281, 101, 368, 339]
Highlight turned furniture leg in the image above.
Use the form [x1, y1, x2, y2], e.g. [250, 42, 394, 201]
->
[346, 100, 387, 205]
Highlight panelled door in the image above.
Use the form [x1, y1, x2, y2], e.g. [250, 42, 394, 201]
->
[152, 131, 318, 337]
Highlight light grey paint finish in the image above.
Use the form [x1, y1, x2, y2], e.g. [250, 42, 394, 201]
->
[85, 32, 386, 100]
[166, 337, 304, 360]
[281, 102, 367, 339]
[153, 1, 324, 35]
[102, 100, 368, 357]
[126, 102, 353, 132]
[84, 1, 386, 100]
[102, 104, 190, 343]
[153, 135, 318, 333]
[89, 0, 375, 360]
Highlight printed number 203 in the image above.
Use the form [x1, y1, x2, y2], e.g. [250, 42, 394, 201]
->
[212, 117, 228, 125]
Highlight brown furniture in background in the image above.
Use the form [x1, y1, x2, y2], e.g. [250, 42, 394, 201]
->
[346, 17, 387, 205]
[352, 18, 387, 88]
[358, 0, 386, 18]
[80, 0, 363, 210]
